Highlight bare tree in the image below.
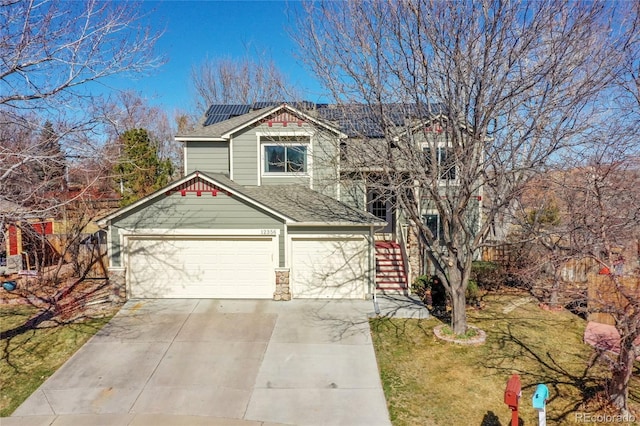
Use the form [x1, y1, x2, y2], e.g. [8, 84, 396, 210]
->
[1, 0, 162, 109]
[507, 3, 640, 411]
[517, 152, 640, 413]
[0, 0, 162, 324]
[190, 56, 298, 112]
[1, 0, 163, 208]
[99, 91, 182, 174]
[295, 0, 618, 335]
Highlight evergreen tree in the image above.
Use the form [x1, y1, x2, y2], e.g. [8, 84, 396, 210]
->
[114, 128, 174, 206]
[35, 121, 67, 192]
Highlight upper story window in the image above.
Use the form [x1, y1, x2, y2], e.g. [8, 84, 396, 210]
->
[424, 213, 444, 242]
[423, 145, 456, 180]
[262, 136, 310, 175]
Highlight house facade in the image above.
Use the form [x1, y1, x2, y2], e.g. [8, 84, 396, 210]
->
[100, 102, 476, 300]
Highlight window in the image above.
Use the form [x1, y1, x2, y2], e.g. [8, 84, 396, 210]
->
[424, 146, 456, 180]
[424, 214, 443, 242]
[262, 137, 309, 174]
[371, 199, 387, 221]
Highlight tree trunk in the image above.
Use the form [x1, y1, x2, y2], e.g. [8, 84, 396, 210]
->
[451, 287, 468, 335]
[608, 337, 636, 412]
[448, 265, 468, 335]
[549, 273, 560, 309]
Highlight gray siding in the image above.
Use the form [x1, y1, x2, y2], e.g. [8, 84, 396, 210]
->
[311, 130, 339, 198]
[110, 192, 286, 267]
[229, 123, 340, 196]
[231, 127, 259, 185]
[185, 141, 229, 175]
[261, 176, 312, 186]
[339, 179, 366, 211]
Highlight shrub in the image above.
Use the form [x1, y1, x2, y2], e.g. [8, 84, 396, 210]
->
[412, 275, 431, 303]
[466, 279, 480, 305]
[471, 261, 504, 290]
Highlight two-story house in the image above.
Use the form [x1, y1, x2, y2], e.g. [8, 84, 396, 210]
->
[99, 102, 468, 301]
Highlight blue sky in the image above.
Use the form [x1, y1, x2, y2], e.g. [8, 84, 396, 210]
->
[113, 0, 325, 113]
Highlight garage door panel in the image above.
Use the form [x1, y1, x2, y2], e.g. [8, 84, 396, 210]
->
[128, 237, 275, 299]
[292, 238, 368, 299]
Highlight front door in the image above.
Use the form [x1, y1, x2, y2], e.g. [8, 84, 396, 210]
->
[367, 190, 393, 234]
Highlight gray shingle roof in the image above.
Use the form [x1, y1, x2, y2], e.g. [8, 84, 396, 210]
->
[205, 173, 381, 225]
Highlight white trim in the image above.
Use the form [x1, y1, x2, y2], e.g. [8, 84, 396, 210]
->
[118, 228, 280, 237]
[256, 134, 261, 186]
[106, 226, 114, 268]
[183, 144, 188, 176]
[261, 142, 311, 177]
[288, 221, 385, 227]
[175, 136, 227, 142]
[289, 233, 367, 240]
[229, 136, 234, 180]
[283, 223, 289, 268]
[257, 131, 314, 182]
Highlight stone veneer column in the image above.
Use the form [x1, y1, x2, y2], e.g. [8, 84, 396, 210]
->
[407, 225, 422, 282]
[273, 268, 291, 301]
[108, 269, 126, 304]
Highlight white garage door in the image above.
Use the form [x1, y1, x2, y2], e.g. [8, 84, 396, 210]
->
[128, 237, 276, 298]
[291, 237, 369, 299]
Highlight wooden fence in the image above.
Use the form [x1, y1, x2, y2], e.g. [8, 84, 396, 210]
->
[587, 274, 640, 325]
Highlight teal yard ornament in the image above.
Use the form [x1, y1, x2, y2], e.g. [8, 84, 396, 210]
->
[532, 383, 549, 426]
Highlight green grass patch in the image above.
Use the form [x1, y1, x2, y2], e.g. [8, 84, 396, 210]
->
[371, 292, 640, 425]
[0, 305, 115, 416]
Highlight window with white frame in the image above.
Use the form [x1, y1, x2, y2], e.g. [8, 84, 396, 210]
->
[424, 213, 443, 242]
[262, 136, 309, 174]
[423, 145, 456, 180]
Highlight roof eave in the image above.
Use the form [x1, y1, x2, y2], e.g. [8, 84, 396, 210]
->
[289, 221, 386, 227]
[175, 136, 227, 142]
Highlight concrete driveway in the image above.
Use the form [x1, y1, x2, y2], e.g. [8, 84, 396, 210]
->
[4, 297, 424, 426]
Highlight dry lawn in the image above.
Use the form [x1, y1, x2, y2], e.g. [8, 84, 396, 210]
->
[371, 291, 640, 425]
[0, 305, 115, 416]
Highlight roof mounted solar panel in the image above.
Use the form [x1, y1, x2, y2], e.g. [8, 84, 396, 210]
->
[204, 113, 231, 126]
[252, 101, 281, 109]
[203, 104, 251, 126]
[206, 104, 250, 116]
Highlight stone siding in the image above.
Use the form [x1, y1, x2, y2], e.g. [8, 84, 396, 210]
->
[108, 269, 126, 304]
[273, 268, 291, 301]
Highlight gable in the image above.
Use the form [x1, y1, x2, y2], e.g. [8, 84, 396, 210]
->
[176, 103, 346, 141]
[111, 176, 284, 230]
[166, 175, 232, 197]
[260, 110, 308, 128]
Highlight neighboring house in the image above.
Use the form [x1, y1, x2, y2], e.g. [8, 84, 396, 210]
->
[99, 102, 475, 300]
[1, 188, 120, 275]
[1, 200, 57, 274]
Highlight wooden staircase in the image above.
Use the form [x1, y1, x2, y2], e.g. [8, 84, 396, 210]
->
[375, 241, 408, 294]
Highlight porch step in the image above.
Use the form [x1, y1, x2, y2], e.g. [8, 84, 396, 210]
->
[375, 241, 408, 294]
